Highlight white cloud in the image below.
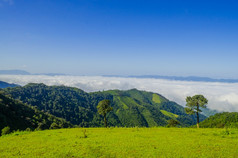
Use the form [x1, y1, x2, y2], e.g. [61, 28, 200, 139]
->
[0, 75, 238, 112]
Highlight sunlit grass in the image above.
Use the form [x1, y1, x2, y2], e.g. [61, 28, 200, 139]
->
[160, 110, 178, 119]
[0, 128, 238, 157]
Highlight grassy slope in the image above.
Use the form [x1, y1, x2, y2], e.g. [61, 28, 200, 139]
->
[152, 93, 166, 104]
[0, 128, 238, 158]
[102, 89, 170, 127]
[160, 110, 179, 120]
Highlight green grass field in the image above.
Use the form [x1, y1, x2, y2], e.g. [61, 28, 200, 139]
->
[0, 128, 238, 158]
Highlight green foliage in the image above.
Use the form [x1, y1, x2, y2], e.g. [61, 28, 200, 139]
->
[3, 83, 207, 127]
[97, 100, 113, 116]
[185, 95, 208, 128]
[3, 83, 95, 127]
[199, 112, 238, 128]
[160, 110, 178, 120]
[25, 128, 31, 132]
[185, 95, 208, 111]
[160, 101, 206, 126]
[152, 94, 162, 104]
[185, 107, 195, 115]
[0, 92, 72, 132]
[0, 128, 238, 157]
[97, 99, 113, 127]
[1, 126, 10, 136]
[50, 123, 60, 129]
[81, 129, 87, 138]
[167, 119, 180, 127]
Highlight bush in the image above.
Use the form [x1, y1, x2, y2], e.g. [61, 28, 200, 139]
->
[36, 123, 48, 130]
[167, 119, 180, 127]
[81, 129, 87, 138]
[230, 123, 238, 128]
[50, 122, 60, 129]
[25, 128, 32, 132]
[1, 126, 11, 136]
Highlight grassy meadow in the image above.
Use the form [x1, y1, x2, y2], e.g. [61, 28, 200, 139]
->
[0, 128, 238, 158]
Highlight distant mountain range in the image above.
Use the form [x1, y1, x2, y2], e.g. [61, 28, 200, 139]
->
[105, 75, 238, 83]
[0, 70, 31, 75]
[0, 70, 66, 76]
[1, 70, 238, 83]
[128, 75, 238, 83]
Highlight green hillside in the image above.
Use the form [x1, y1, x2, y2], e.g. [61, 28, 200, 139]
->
[0, 128, 238, 157]
[199, 112, 238, 128]
[3, 83, 206, 127]
[160, 110, 178, 120]
[0, 92, 72, 133]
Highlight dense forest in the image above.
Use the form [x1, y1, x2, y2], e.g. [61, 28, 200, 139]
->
[0, 92, 72, 134]
[199, 112, 238, 128]
[2, 83, 207, 127]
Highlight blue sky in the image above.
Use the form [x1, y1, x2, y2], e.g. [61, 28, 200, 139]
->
[0, 0, 238, 78]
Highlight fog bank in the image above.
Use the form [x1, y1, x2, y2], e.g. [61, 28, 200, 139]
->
[1, 75, 238, 112]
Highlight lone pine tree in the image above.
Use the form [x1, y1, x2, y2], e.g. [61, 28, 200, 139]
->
[185, 95, 208, 128]
[97, 99, 113, 128]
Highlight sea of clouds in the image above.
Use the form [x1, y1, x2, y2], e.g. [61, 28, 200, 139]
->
[0, 75, 238, 112]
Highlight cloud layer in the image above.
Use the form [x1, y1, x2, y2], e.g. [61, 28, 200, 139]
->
[0, 75, 238, 112]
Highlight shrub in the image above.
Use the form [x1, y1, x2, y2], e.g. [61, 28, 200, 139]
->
[1, 126, 11, 136]
[50, 123, 60, 129]
[36, 123, 48, 130]
[167, 119, 180, 127]
[81, 129, 87, 138]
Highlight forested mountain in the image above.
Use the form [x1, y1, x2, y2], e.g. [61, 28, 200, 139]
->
[3, 83, 206, 127]
[199, 112, 238, 128]
[0, 81, 19, 88]
[0, 92, 72, 133]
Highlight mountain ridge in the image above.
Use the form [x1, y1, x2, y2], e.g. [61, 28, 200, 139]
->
[3, 83, 207, 127]
[0, 70, 30, 75]
[1, 69, 237, 83]
[125, 75, 238, 83]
